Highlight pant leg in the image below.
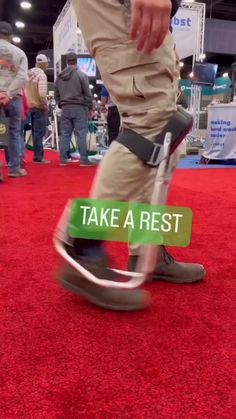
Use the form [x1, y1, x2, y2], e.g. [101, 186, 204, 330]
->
[72, 105, 89, 163]
[60, 107, 74, 162]
[19, 120, 25, 158]
[74, 0, 180, 255]
[31, 109, 46, 161]
[4, 97, 21, 172]
[4, 147, 9, 164]
[107, 106, 120, 144]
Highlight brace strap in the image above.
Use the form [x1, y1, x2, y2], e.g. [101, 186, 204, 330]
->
[116, 107, 193, 167]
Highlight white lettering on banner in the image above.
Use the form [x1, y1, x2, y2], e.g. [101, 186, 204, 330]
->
[213, 84, 228, 91]
[79, 206, 184, 234]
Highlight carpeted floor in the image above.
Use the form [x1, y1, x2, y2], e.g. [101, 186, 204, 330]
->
[0, 151, 235, 419]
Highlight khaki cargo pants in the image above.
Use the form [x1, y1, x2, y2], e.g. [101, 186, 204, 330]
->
[73, 0, 180, 255]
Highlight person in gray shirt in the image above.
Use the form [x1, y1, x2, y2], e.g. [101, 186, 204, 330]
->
[0, 21, 28, 178]
[54, 52, 93, 166]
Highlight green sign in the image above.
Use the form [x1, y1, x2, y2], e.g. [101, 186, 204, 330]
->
[180, 77, 232, 97]
[68, 199, 193, 248]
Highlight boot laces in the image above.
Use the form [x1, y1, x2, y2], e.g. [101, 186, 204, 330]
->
[161, 246, 175, 265]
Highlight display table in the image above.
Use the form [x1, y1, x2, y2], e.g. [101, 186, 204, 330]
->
[203, 103, 236, 161]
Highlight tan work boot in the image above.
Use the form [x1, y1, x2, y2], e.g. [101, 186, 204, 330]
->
[56, 242, 150, 311]
[128, 246, 206, 284]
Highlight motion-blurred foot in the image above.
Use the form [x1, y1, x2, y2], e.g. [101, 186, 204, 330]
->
[33, 159, 51, 164]
[8, 168, 27, 178]
[80, 160, 95, 167]
[60, 159, 79, 166]
[56, 240, 150, 311]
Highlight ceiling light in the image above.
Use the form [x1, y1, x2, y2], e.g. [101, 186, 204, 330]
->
[89, 84, 94, 89]
[179, 62, 184, 68]
[12, 36, 21, 44]
[189, 72, 194, 78]
[94, 94, 98, 98]
[15, 21, 25, 29]
[20, 1, 32, 9]
[97, 100, 101, 104]
[223, 72, 229, 78]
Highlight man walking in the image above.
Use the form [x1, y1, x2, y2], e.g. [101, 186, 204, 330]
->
[55, 0, 205, 310]
[0, 21, 28, 178]
[26, 54, 50, 164]
[54, 52, 93, 166]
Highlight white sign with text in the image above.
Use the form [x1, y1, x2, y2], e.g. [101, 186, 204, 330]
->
[204, 104, 236, 160]
[172, 8, 199, 59]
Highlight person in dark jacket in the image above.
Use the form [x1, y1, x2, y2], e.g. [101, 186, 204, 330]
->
[55, 0, 205, 311]
[54, 52, 93, 166]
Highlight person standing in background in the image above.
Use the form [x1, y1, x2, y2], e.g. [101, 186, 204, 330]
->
[0, 21, 28, 178]
[54, 52, 93, 166]
[26, 54, 50, 164]
[101, 84, 120, 145]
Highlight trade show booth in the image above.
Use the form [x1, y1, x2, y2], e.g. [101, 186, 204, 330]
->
[50, 1, 207, 153]
[49, 0, 236, 165]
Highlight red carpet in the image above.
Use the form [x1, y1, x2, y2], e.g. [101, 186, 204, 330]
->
[0, 151, 235, 418]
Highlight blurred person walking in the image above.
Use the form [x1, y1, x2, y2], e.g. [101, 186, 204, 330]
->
[0, 21, 28, 178]
[26, 54, 50, 164]
[54, 52, 93, 166]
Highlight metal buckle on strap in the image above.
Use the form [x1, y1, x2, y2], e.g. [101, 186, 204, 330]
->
[146, 143, 164, 167]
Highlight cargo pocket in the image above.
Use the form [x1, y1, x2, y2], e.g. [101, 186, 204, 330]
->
[133, 76, 145, 100]
[96, 45, 159, 107]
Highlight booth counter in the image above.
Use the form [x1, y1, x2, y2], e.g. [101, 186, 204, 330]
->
[203, 103, 236, 161]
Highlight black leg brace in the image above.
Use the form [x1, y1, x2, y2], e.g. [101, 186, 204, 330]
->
[116, 107, 193, 167]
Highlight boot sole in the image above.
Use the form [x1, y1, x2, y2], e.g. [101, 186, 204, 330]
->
[8, 173, 27, 178]
[154, 269, 206, 284]
[56, 271, 150, 312]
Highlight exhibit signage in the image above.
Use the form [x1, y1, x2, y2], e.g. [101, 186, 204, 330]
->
[180, 78, 232, 97]
[172, 8, 199, 59]
[204, 105, 236, 160]
[53, 0, 78, 78]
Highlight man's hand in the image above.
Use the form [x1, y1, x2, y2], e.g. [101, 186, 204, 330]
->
[0, 93, 10, 107]
[130, 0, 172, 54]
